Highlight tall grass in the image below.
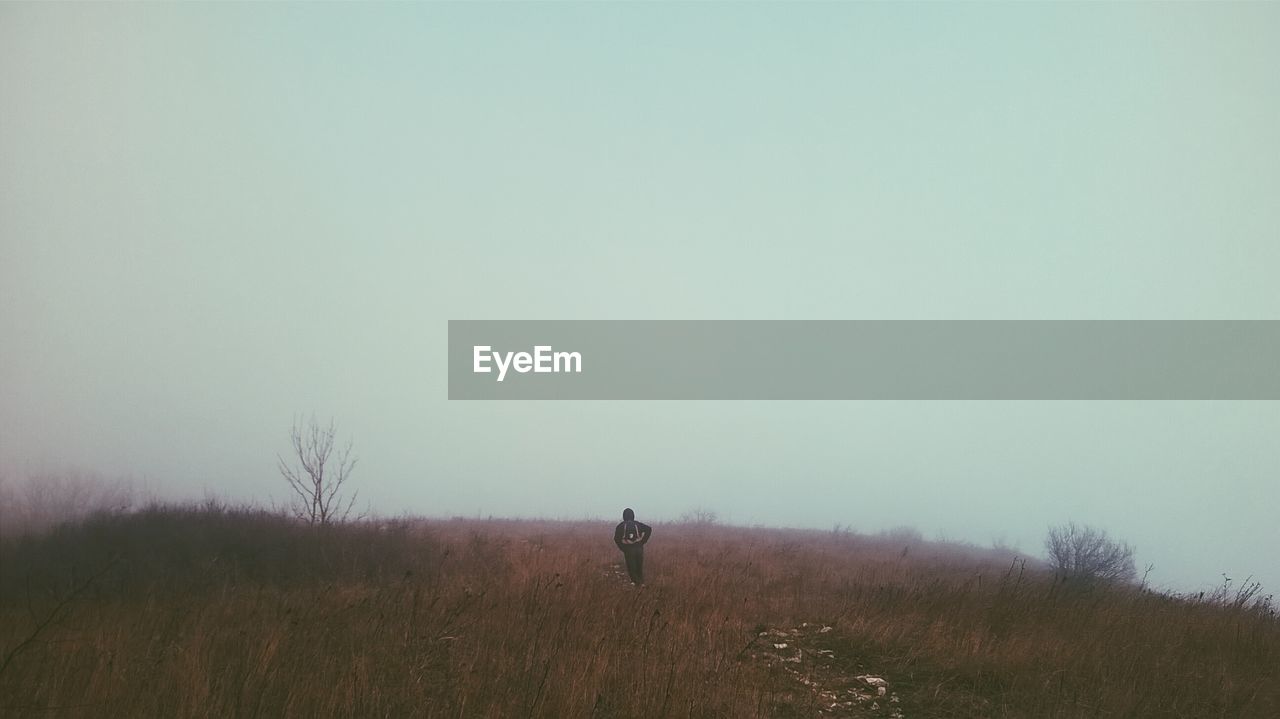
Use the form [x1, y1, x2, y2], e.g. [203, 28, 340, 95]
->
[1, 506, 1276, 717]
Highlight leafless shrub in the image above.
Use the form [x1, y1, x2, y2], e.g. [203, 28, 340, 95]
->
[679, 507, 719, 525]
[0, 471, 134, 537]
[276, 416, 359, 525]
[1045, 522, 1136, 583]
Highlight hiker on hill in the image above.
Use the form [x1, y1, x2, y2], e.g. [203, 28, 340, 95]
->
[613, 508, 652, 585]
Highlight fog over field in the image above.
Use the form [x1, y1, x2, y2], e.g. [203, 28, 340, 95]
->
[3, 2, 1279, 596]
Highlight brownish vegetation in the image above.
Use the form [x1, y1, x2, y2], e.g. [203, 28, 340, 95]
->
[1, 505, 1276, 718]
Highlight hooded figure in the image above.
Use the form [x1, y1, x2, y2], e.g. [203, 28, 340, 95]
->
[613, 508, 652, 585]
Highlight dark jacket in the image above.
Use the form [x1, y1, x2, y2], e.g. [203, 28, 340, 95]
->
[614, 519, 652, 551]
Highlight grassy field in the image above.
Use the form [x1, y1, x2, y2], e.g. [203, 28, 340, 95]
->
[1, 505, 1276, 718]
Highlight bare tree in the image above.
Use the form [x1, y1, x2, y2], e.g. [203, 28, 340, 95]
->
[277, 416, 358, 525]
[1045, 522, 1136, 583]
[679, 507, 719, 525]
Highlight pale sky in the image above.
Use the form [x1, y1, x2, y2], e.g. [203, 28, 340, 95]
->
[2, 2, 1278, 593]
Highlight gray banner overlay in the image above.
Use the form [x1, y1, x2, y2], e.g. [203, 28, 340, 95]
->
[448, 321, 1280, 400]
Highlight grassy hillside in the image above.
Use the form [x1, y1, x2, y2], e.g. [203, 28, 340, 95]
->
[1, 506, 1276, 718]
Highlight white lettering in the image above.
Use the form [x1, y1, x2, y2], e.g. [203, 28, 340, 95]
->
[493, 349, 513, 382]
[472, 345, 583, 382]
[554, 350, 581, 373]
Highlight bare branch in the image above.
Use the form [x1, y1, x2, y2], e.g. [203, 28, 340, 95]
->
[276, 415, 359, 525]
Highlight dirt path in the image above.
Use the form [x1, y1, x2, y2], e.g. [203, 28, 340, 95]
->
[748, 623, 904, 718]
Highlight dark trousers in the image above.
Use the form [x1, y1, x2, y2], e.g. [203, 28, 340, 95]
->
[622, 546, 644, 584]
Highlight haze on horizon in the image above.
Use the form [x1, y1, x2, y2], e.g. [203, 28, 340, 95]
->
[2, 3, 1278, 594]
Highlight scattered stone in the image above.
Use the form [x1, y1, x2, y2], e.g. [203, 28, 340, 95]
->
[751, 624, 903, 718]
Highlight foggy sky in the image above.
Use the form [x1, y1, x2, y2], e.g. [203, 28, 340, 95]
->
[2, 3, 1278, 593]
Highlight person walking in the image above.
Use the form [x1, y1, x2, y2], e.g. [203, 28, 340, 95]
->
[613, 508, 652, 585]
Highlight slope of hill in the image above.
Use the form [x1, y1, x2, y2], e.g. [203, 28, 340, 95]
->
[1, 506, 1276, 717]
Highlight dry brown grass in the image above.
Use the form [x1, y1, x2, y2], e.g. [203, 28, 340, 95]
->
[1, 505, 1276, 718]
